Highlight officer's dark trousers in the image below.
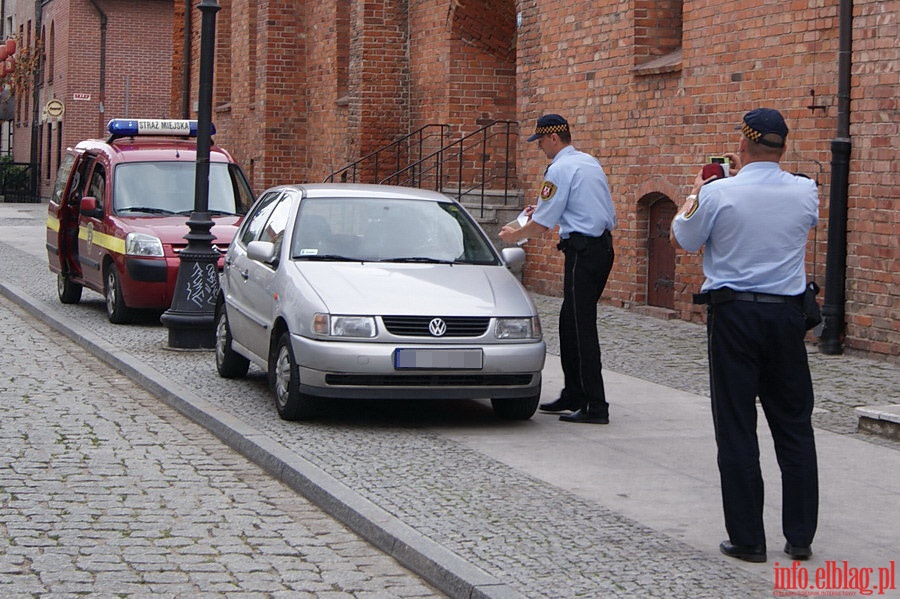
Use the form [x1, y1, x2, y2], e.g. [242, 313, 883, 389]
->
[707, 299, 818, 549]
[558, 232, 614, 412]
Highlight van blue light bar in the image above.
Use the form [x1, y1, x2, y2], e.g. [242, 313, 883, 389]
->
[106, 119, 216, 137]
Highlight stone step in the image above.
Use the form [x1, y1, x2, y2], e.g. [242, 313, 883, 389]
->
[856, 405, 900, 441]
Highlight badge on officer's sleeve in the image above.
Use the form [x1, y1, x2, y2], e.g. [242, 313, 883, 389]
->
[684, 196, 700, 219]
[540, 181, 557, 200]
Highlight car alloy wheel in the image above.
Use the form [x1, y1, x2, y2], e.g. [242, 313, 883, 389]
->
[272, 332, 317, 421]
[105, 267, 132, 324]
[215, 306, 250, 378]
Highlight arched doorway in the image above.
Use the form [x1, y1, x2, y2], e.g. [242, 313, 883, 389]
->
[647, 197, 677, 309]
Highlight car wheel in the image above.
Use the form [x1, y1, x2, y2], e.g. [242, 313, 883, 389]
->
[57, 273, 83, 304]
[491, 392, 541, 420]
[215, 306, 250, 378]
[105, 266, 132, 324]
[271, 332, 317, 421]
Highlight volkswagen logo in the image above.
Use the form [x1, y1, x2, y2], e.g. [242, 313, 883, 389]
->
[428, 318, 447, 337]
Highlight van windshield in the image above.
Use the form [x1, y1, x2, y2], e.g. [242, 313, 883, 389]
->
[113, 162, 254, 216]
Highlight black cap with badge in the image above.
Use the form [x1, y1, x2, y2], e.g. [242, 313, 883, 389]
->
[739, 108, 789, 148]
[527, 114, 569, 142]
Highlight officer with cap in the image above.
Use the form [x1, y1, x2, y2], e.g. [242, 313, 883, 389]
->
[671, 108, 819, 563]
[500, 114, 617, 424]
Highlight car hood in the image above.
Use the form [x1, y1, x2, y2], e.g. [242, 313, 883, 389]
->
[293, 262, 535, 316]
[111, 215, 243, 246]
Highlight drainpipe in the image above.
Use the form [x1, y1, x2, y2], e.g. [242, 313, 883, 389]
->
[819, 0, 853, 355]
[88, 0, 107, 136]
[181, 0, 191, 118]
[29, 0, 43, 200]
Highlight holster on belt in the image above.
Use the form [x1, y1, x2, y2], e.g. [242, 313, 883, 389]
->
[692, 288, 734, 305]
[557, 231, 611, 253]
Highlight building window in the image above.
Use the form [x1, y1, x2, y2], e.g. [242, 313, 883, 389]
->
[336, 0, 350, 104]
[633, 0, 683, 75]
[47, 23, 55, 82]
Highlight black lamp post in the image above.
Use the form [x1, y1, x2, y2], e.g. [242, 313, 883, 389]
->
[161, 0, 221, 349]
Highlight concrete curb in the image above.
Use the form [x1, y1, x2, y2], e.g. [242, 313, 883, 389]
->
[856, 405, 900, 441]
[0, 278, 526, 599]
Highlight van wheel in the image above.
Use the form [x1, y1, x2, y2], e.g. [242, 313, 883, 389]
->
[105, 267, 132, 324]
[271, 332, 317, 421]
[57, 273, 83, 304]
[491, 392, 541, 420]
[215, 306, 250, 378]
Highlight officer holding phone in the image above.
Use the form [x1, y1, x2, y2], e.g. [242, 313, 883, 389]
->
[670, 108, 819, 563]
[499, 114, 617, 424]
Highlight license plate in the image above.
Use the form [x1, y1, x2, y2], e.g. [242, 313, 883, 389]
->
[394, 348, 483, 370]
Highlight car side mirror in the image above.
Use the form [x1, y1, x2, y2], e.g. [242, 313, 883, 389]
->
[247, 240, 278, 265]
[500, 246, 526, 269]
[79, 196, 102, 218]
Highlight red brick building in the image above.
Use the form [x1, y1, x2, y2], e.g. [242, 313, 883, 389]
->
[13, 0, 898, 360]
[10, 0, 174, 199]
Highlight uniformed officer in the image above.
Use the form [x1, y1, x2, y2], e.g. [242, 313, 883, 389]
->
[499, 114, 617, 424]
[670, 108, 819, 563]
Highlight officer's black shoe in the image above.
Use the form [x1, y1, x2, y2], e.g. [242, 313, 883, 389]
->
[539, 397, 578, 412]
[719, 540, 767, 563]
[784, 542, 812, 560]
[559, 407, 609, 424]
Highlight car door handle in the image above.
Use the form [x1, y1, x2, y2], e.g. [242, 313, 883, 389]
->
[239, 269, 249, 280]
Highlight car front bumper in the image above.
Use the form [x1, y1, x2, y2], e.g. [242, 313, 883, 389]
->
[291, 333, 546, 399]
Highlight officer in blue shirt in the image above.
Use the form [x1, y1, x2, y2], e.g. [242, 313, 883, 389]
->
[671, 108, 819, 564]
[500, 114, 616, 424]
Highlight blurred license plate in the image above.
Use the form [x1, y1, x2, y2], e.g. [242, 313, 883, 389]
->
[394, 348, 483, 370]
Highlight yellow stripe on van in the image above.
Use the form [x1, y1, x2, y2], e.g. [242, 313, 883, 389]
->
[79, 226, 127, 255]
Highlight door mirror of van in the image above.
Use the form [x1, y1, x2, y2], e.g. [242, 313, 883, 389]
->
[79, 196, 102, 218]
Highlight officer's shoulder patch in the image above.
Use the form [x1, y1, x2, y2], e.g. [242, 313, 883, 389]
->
[540, 181, 557, 200]
[684, 196, 700, 219]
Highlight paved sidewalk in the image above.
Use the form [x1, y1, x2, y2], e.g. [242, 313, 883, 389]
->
[0, 294, 444, 597]
[1, 202, 898, 598]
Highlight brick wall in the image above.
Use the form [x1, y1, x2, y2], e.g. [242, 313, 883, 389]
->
[842, 0, 898, 357]
[165, 0, 897, 359]
[16, 0, 174, 199]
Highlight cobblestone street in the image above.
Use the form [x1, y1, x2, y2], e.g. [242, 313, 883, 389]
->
[0, 295, 443, 598]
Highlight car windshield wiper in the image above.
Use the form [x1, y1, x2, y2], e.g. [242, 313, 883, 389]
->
[173, 209, 237, 216]
[117, 206, 176, 215]
[379, 257, 455, 264]
[294, 254, 361, 261]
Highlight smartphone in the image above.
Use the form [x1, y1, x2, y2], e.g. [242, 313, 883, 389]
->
[708, 156, 727, 164]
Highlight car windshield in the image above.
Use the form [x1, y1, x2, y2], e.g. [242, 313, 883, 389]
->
[113, 162, 254, 216]
[290, 197, 499, 265]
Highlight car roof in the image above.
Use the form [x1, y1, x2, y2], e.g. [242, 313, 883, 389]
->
[270, 183, 459, 203]
[72, 137, 234, 164]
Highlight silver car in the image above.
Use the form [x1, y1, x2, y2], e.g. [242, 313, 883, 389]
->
[216, 183, 546, 421]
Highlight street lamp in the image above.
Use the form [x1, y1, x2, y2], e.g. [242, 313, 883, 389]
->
[161, 0, 221, 349]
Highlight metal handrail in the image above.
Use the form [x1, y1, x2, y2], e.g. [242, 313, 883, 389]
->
[324, 121, 520, 218]
[379, 121, 520, 217]
[324, 124, 450, 185]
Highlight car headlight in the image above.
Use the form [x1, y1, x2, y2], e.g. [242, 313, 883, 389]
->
[125, 232, 164, 257]
[313, 313, 377, 338]
[495, 316, 541, 339]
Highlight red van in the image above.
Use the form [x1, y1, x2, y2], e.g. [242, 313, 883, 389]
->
[46, 119, 254, 323]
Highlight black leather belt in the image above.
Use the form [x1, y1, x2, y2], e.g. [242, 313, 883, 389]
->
[693, 288, 801, 305]
[732, 292, 795, 303]
[558, 230, 612, 252]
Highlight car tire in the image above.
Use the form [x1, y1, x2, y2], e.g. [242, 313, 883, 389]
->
[215, 306, 250, 379]
[105, 266, 132, 324]
[271, 332, 318, 421]
[57, 273, 83, 304]
[491, 391, 541, 420]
